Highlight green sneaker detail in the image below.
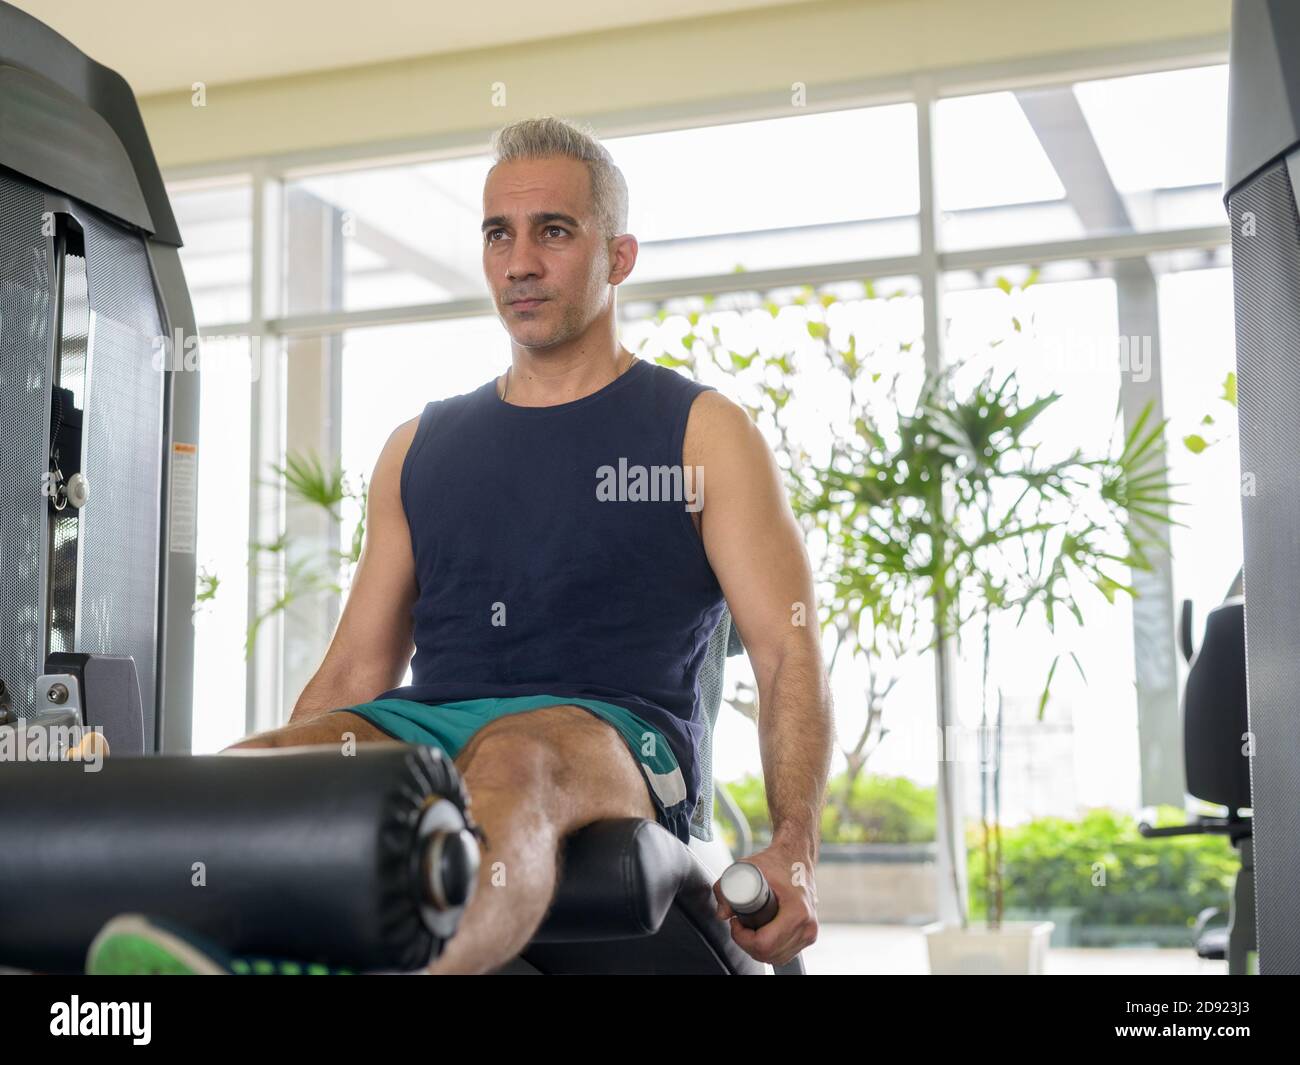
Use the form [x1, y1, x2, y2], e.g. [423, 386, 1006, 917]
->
[86, 914, 356, 975]
[87, 932, 214, 976]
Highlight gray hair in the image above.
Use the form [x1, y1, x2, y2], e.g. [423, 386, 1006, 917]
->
[488, 116, 628, 241]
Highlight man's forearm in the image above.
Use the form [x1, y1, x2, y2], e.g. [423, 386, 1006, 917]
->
[754, 645, 834, 862]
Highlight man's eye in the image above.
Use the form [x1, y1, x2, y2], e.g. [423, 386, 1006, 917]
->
[486, 226, 565, 242]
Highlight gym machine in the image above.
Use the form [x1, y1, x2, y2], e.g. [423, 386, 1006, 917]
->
[1223, 0, 1300, 976]
[0, 0, 798, 974]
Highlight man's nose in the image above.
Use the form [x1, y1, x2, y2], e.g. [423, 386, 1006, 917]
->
[504, 237, 543, 282]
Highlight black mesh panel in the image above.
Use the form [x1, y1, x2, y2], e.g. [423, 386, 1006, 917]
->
[1230, 155, 1300, 975]
[77, 209, 165, 745]
[0, 171, 52, 717]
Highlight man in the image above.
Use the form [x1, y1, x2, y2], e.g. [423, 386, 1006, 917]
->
[224, 116, 832, 974]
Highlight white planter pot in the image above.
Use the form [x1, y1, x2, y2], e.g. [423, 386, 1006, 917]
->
[922, 920, 1055, 974]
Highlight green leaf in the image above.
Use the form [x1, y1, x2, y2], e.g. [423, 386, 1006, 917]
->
[1095, 573, 1134, 603]
[995, 276, 1013, 296]
[194, 569, 220, 604]
[274, 450, 346, 512]
[1068, 651, 1087, 684]
[1183, 433, 1209, 454]
[1221, 371, 1237, 408]
[654, 354, 692, 369]
[1037, 656, 1059, 720]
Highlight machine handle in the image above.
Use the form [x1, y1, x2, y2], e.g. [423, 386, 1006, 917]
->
[1180, 598, 1195, 663]
[718, 860, 807, 975]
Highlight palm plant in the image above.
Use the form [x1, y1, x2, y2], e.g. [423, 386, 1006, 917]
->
[242, 450, 367, 658]
[799, 361, 1175, 928]
[644, 277, 1175, 928]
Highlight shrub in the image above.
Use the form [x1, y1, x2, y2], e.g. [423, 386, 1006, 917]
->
[966, 806, 1236, 939]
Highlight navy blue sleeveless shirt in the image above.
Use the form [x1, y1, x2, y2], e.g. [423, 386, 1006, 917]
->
[375, 358, 726, 821]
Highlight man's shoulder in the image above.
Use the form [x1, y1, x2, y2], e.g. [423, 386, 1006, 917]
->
[686, 386, 753, 439]
[682, 386, 758, 468]
[394, 384, 488, 439]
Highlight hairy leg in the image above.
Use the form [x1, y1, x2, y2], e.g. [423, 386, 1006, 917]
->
[427, 703, 657, 975]
[220, 711, 397, 751]
[219, 704, 656, 975]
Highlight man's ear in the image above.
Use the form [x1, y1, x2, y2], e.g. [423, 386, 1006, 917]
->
[608, 233, 638, 285]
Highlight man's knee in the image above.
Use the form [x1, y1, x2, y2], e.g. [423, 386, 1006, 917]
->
[456, 706, 655, 827]
[457, 726, 562, 793]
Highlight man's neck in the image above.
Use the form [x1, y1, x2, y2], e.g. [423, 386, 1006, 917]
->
[498, 348, 636, 406]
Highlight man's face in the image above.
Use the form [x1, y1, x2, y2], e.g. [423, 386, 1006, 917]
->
[481, 156, 617, 350]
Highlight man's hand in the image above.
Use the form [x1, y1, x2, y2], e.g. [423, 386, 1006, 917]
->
[712, 839, 818, 967]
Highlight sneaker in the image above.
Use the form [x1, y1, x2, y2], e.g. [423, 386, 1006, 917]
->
[86, 914, 355, 975]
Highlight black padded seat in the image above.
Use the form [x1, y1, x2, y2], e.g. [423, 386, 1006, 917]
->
[496, 818, 765, 975]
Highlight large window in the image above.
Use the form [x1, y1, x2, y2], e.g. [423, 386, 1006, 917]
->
[1155, 256, 1241, 673]
[168, 176, 257, 750]
[610, 105, 920, 281]
[285, 155, 493, 316]
[943, 265, 1142, 817]
[935, 64, 1228, 252]
[188, 334, 253, 752]
[171, 176, 253, 327]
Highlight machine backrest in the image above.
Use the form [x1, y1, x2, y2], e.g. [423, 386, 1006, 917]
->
[1182, 596, 1250, 813]
[690, 601, 745, 842]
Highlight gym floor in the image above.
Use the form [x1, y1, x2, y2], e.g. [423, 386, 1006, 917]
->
[807, 926, 1227, 976]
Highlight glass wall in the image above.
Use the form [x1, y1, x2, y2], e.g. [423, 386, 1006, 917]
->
[285, 155, 493, 315]
[609, 105, 920, 282]
[934, 64, 1228, 252]
[167, 176, 257, 750]
[1155, 254, 1241, 681]
[943, 264, 1142, 818]
[170, 176, 253, 327]
[188, 334, 253, 752]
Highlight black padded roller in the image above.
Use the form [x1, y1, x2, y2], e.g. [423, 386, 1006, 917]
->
[0, 744, 479, 973]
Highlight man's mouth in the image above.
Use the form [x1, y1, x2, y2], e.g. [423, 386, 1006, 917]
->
[509, 298, 546, 310]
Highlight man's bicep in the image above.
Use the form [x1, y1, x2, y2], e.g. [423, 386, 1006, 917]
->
[694, 396, 820, 689]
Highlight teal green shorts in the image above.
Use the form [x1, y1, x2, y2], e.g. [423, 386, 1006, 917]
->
[330, 694, 691, 845]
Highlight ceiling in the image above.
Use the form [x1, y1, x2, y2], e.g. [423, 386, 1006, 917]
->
[7, 0, 827, 96]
